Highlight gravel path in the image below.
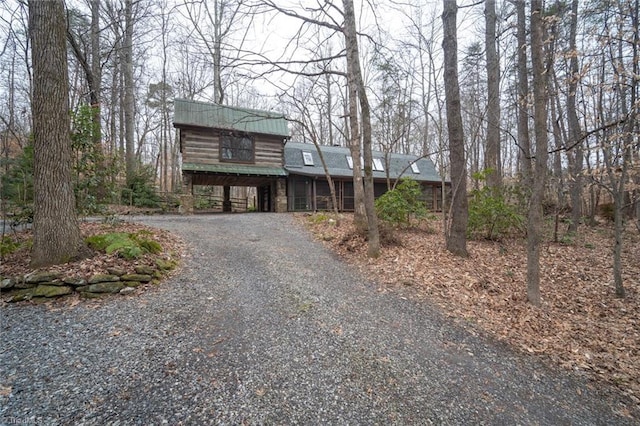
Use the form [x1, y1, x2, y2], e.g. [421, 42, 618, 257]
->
[1, 214, 637, 425]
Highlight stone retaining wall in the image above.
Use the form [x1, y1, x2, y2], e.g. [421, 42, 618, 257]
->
[1, 259, 177, 303]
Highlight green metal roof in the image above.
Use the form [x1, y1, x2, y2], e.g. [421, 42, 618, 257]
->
[182, 162, 287, 177]
[284, 142, 444, 183]
[174, 99, 290, 137]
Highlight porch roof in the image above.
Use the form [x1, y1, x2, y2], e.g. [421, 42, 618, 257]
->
[182, 162, 287, 177]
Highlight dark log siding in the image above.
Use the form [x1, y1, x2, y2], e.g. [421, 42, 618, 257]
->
[180, 127, 284, 167]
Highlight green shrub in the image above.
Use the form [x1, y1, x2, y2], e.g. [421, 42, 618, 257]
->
[375, 178, 428, 227]
[121, 164, 160, 208]
[85, 231, 163, 259]
[467, 170, 525, 240]
[0, 236, 21, 256]
[138, 239, 162, 254]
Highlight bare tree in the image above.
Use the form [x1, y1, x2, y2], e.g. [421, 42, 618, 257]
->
[512, 0, 532, 183]
[442, 0, 468, 257]
[28, 0, 90, 267]
[123, 0, 136, 183]
[565, 0, 583, 234]
[526, 0, 549, 306]
[178, 0, 247, 104]
[343, 0, 380, 257]
[484, 0, 501, 188]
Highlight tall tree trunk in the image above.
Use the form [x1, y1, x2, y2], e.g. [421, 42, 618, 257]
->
[343, 0, 380, 257]
[91, 0, 102, 149]
[123, 0, 136, 184]
[566, 0, 583, 234]
[442, 0, 468, 257]
[514, 0, 532, 185]
[527, 0, 549, 306]
[213, 0, 224, 104]
[484, 0, 501, 188]
[325, 71, 334, 146]
[28, 0, 90, 268]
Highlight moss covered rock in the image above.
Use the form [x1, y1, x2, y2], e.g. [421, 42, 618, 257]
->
[79, 282, 125, 294]
[33, 285, 73, 298]
[88, 274, 120, 284]
[120, 274, 152, 283]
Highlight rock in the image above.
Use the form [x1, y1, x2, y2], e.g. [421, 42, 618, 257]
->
[120, 274, 152, 283]
[6, 289, 34, 302]
[107, 267, 127, 276]
[88, 274, 120, 284]
[122, 281, 142, 288]
[1, 278, 15, 290]
[63, 277, 87, 287]
[120, 286, 136, 295]
[32, 285, 73, 298]
[40, 279, 66, 286]
[135, 265, 155, 275]
[80, 291, 104, 299]
[25, 271, 63, 284]
[155, 259, 176, 271]
[14, 280, 36, 289]
[80, 282, 125, 294]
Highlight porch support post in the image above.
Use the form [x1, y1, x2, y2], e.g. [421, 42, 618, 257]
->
[223, 185, 232, 212]
[275, 178, 288, 212]
[180, 172, 194, 214]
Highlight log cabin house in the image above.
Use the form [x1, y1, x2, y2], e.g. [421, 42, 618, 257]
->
[174, 99, 445, 213]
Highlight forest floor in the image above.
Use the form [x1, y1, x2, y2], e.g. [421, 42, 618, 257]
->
[301, 213, 640, 408]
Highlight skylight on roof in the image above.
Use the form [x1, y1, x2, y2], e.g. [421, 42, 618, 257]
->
[410, 162, 420, 174]
[302, 151, 314, 166]
[346, 155, 354, 169]
[373, 158, 384, 172]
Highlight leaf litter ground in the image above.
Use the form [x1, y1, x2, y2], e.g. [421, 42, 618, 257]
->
[301, 213, 640, 408]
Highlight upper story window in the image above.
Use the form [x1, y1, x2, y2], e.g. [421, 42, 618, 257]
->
[302, 151, 314, 166]
[220, 134, 254, 163]
[410, 162, 420, 174]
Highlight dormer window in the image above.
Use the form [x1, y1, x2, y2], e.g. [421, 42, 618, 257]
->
[302, 151, 314, 166]
[373, 158, 384, 171]
[411, 162, 420, 174]
[346, 155, 354, 169]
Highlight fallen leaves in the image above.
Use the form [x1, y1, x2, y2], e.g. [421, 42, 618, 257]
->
[301, 213, 640, 404]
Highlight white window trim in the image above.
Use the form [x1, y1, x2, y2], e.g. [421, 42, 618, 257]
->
[346, 155, 353, 169]
[410, 162, 420, 174]
[373, 158, 384, 171]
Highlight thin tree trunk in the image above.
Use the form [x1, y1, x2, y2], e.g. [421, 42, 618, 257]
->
[91, 0, 102, 149]
[442, 0, 468, 257]
[28, 0, 90, 267]
[123, 0, 136, 183]
[343, 0, 380, 257]
[485, 0, 501, 188]
[514, 0, 532, 185]
[527, 0, 549, 306]
[566, 0, 583, 234]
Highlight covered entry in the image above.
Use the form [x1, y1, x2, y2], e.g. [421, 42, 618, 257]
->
[174, 99, 290, 213]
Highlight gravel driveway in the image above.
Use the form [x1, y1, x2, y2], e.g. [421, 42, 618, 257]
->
[1, 214, 637, 425]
